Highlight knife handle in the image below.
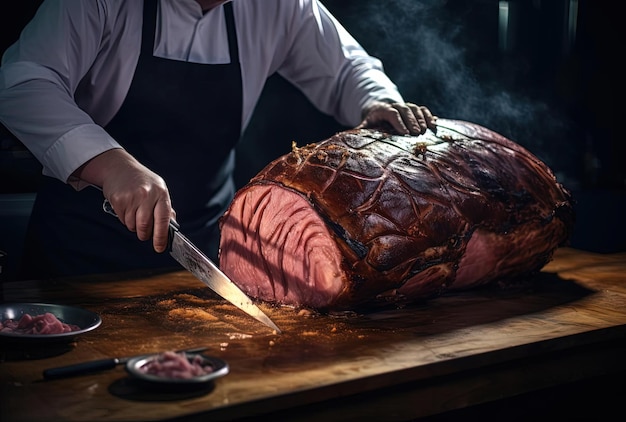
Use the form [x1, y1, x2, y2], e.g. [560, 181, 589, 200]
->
[102, 199, 116, 217]
[43, 358, 118, 380]
[102, 199, 180, 250]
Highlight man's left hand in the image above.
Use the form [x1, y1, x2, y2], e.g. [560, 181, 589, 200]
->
[357, 101, 437, 135]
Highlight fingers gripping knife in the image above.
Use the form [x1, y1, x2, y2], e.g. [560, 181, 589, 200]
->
[102, 199, 281, 333]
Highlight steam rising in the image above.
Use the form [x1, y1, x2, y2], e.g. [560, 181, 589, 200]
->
[328, 0, 581, 186]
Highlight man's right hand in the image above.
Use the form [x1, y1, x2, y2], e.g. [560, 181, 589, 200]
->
[72, 148, 175, 253]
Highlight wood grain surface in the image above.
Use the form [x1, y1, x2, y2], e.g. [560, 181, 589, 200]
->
[1, 247, 625, 421]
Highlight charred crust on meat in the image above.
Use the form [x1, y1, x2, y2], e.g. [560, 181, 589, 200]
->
[291, 140, 319, 163]
[306, 193, 370, 259]
[448, 235, 462, 249]
[323, 217, 369, 259]
[315, 150, 329, 162]
[414, 142, 428, 159]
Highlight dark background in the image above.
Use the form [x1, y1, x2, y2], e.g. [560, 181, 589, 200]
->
[240, 0, 624, 255]
[0, 1, 624, 417]
[1, 0, 624, 281]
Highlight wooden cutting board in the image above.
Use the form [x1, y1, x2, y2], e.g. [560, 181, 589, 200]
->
[1, 247, 625, 421]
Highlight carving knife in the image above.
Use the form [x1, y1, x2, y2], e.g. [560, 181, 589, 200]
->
[102, 199, 281, 333]
[43, 346, 208, 380]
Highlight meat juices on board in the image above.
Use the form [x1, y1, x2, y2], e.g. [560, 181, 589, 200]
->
[219, 119, 575, 310]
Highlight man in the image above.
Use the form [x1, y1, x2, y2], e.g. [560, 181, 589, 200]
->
[0, 0, 436, 279]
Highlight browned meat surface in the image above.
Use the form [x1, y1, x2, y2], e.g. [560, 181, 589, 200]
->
[219, 119, 575, 310]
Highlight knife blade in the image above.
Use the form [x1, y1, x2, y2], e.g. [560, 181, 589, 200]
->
[43, 346, 208, 380]
[102, 199, 281, 333]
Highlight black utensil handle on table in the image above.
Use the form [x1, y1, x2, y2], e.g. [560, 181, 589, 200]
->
[43, 358, 118, 380]
[43, 346, 208, 380]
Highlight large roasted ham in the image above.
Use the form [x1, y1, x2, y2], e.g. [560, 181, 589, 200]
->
[219, 119, 575, 310]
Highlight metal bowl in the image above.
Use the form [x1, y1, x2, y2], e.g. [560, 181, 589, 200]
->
[125, 352, 229, 388]
[0, 302, 101, 342]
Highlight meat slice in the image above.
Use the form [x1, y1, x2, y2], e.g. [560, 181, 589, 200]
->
[219, 119, 575, 310]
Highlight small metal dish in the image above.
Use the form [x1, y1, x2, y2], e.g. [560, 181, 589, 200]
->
[125, 351, 229, 388]
[0, 302, 102, 342]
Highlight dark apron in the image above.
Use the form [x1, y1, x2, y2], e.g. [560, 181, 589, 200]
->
[18, 0, 242, 280]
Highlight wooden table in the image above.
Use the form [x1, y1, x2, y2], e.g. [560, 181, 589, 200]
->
[1, 247, 626, 421]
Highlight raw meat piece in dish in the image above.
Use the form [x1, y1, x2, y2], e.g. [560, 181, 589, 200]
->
[0, 312, 80, 334]
[140, 351, 215, 379]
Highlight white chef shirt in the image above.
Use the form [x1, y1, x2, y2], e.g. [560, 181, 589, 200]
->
[0, 0, 404, 185]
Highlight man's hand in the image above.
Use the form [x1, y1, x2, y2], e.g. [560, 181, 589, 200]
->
[72, 148, 175, 253]
[357, 101, 437, 135]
